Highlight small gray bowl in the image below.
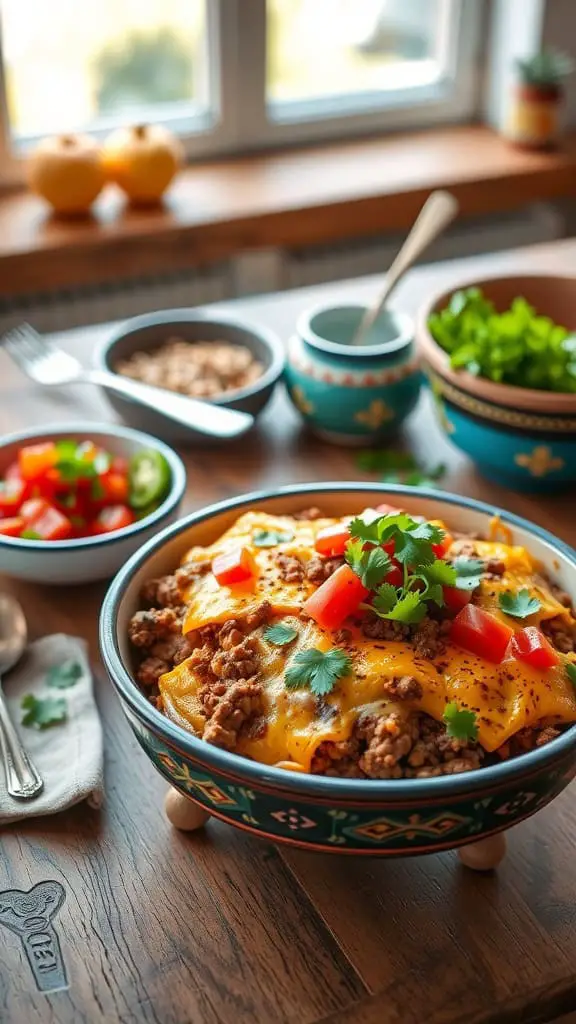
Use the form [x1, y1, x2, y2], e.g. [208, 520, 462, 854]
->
[94, 309, 285, 445]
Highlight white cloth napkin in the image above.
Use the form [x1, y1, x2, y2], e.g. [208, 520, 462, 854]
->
[0, 634, 104, 825]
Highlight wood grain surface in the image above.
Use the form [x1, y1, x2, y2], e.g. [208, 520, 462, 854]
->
[1, 239, 576, 1024]
[0, 126, 575, 297]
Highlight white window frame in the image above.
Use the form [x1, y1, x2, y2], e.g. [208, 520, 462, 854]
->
[0, 0, 482, 184]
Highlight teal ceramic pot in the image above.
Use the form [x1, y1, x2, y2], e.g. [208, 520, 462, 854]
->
[285, 304, 421, 445]
[100, 484, 576, 857]
[417, 274, 576, 493]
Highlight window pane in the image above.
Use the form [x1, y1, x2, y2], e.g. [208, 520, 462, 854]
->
[267, 0, 444, 106]
[2, 0, 209, 139]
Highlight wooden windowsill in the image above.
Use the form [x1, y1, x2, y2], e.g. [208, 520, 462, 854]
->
[1, 124, 576, 299]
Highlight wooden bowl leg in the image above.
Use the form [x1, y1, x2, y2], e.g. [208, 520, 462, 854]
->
[458, 831, 507, 871]
[165, 788, 211, 831]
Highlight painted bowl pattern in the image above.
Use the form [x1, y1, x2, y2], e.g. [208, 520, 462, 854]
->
[417, 274, 576, 492]
[285, 304, 421, 445]
[100, 485, 576, 856]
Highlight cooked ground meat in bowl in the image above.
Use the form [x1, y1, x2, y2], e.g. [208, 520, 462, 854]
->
[100, 485, 576, 855]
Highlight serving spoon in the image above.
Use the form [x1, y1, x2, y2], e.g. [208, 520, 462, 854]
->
[0, 594, 43, 799]
[351, 189, 459, 347]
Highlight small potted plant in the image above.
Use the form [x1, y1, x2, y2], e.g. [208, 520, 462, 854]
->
[505, 50, 573, 149]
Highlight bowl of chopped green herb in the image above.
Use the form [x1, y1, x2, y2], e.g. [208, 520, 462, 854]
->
[417, 274, 576, 491]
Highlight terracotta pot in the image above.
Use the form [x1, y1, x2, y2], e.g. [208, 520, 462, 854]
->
[504, 81, 563, 149]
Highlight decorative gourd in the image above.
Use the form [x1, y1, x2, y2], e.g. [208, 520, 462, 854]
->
[27, 134, 105, 215]
[102, 123, 183, 204]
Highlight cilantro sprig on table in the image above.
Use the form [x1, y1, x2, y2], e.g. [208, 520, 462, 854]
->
[20, 660, 83, 730]
[428, 287, 576, 393]
[344, 512, 481, 624]
[498, 589, 542, 619]
[285, 648, 352, 697]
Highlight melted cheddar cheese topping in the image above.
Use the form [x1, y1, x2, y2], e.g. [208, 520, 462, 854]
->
[159, 511, 576, 770]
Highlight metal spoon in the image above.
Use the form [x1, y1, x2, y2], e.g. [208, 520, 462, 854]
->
[0, 595, 43, 799]
[351, 190, 459, 347]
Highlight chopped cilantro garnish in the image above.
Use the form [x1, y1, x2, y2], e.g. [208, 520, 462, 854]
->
[498, 589, 542, 619]
[20, 529, 41, 540]
[252, 528, 294, 547]
[443, 702, 478, 742]
[452, 556, 485, 591]
[20, 694, 67, 730]
[285, 648, 352, 697]
[345, 540, 391, 589]
[264, 623, 298, 646]
[347, 511, 453, 623]
[355, 449, 446, 488]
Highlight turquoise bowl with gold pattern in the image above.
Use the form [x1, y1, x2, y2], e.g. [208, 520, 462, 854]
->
[100, 484, 576, 857]
[417, 274, 576, 493]
[285, 303, 421, 444]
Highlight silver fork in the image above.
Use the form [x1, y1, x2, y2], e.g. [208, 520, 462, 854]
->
[1, 324, 253, 440]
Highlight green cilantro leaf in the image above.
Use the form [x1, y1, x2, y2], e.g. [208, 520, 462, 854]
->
[443, 702, 479, 741]
[356, 450, 418, 473]
[498, 589, 542, 619]
[56, 459, 96, 483]
[345, 540, 391, 590]
[346, 516, 382, 545]
[453, 556, 485, 591]
[46, 660, 83, 689]
[393, 531, 435, 567]
[370, 582, 398, 614]
[20, 529, 41, 540]
[385, 591, 427, 624]
[421, 559, 457, 587]
[55, 440, 79, 461]
[566, 662, 576, 687]
[285, 648, 352, 697]
[264, 623, 298, 646]
[20, 694, 67, 730]
[91, 479, 106, 501]
[252, 528, 294, 547]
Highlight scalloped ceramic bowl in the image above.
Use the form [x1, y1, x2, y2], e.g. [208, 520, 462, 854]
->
[0, 423, 186, 585]
[417, 273, 576, 492]
[100, 483, 576, 857]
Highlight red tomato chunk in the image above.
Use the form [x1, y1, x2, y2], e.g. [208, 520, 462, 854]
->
[0, 517, 26, 537]
[443, 586, 472, 613]
[212, 547, 256, 586]
[314, 524, 351, 557]
[304, 564, 369, 631]
[510, 626, 559, 670]
[92, 505, 135, 535]
[450, 604, 513, 663]
[27, 504, 73, 541]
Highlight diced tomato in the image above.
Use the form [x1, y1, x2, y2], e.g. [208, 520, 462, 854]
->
[450, 604, 513, 663]
[212, 546, 256, 586]
[19, 497, 50, 523]
[385, 558, 403, 588]
[98, 471, 129, 505]
[92, 505, 135, 536]
[0, 516, 25, 537]
[111, 456, 129, 475]
[510, 626, 559, 670]
[374, 503, 403, 515]
[304, 564, 369, 631]
[4, 462, 21, 482]
[26, 503, 73, 541]
[432, 532, 454, 558]
[18, 442, 58, 482]
[443, 586, 472, 613]
[315, 523, 351, 557]
[0, 476, 27, 514]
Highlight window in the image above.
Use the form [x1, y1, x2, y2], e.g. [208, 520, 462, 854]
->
[0, 0, 480, 176]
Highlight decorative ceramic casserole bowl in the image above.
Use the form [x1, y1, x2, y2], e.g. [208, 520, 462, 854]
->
[100, 484, 576, 856]
[417, 274, 576, 492]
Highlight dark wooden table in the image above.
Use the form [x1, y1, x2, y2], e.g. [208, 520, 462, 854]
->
[2, 239, 576, 1024]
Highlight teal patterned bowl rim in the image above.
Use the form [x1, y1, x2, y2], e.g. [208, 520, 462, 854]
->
[99, 483, 576, 803]
[297, 302, 414, 360]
